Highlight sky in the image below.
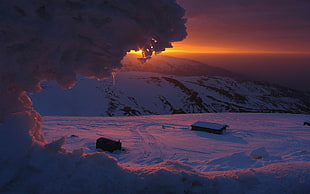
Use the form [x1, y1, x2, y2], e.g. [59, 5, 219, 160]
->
[165, 0, 310, 54]
[158, 0, 310, 91]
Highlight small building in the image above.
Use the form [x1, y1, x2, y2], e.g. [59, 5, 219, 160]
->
[96, 137, 122, 152]
[191, 121, 228, 135]
[304, 121, 310, 126]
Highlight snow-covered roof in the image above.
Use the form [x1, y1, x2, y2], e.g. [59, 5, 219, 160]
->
[191, 121, 228, 130]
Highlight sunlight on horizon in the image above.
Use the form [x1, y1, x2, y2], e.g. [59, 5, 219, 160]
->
[163, 43, 310, 55]
[128, 44, 310, 56]
[128, 49, 143, 54]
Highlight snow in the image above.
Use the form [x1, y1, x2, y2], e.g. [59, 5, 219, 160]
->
[0, 1, 187, 192]
[3, 113, 308, 193]
[31, 71, 310, 116]
[41, 113, 310, 171]
[0, 1, 309, 191]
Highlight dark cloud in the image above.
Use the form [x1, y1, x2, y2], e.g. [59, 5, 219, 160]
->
[178, 0, 310, 28]
[178, 0, 310, 19]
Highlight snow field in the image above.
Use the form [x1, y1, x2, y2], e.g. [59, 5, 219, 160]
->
[43, 113, 310, 172]
[22, 113, 309, 193]
[1, 113, 309, 193]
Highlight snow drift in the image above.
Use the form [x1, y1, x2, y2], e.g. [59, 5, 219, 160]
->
[0, 0, 186, 189]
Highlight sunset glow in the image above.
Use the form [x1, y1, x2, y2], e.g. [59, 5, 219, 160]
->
[170, 0, 310, 55]
[163, 44, 310, 55]
[128, 45, 310, 56]
[128, 49, 143, 54]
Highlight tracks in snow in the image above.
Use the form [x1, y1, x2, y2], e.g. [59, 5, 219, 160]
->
[129, 123, 165, 165]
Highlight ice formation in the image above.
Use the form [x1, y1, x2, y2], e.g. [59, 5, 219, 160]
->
[0, 0, 186, 188]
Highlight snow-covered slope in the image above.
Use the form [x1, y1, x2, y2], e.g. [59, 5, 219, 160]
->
[43, 113, 310, 171]
[3, 113, 310, 193]
[121, 54, 237, 78]
[31, 71, 310, 116]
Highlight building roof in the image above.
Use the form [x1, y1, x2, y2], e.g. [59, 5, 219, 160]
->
[191, 121, 228, 130]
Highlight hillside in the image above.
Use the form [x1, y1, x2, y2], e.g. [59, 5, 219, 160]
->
[31, 71, 310, 116]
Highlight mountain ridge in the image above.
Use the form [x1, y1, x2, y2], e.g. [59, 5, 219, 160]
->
[121, 54, 243, 79]
[32, 70, 310, 116]
[31, 55, 310, 116]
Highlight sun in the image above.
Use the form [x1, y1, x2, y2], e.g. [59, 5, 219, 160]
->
[128, 49, 143, 55]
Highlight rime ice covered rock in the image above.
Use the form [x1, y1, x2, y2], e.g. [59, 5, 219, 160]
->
[0, 0, 187, 189]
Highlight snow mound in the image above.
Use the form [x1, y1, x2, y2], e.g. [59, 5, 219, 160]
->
[2, 149, 310, 193]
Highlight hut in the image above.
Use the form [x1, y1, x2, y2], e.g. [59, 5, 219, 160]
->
[96, 137, 122, 152]
[191, 121, 228, 134]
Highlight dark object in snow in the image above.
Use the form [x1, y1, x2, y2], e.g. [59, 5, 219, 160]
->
[191, 121, 228, 135]
[96, 137, 122, 152]
[304, 121, 310, 126]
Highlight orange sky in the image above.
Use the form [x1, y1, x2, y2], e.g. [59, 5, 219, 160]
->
[163, 0, 310, 55]
[130, 0, 310, 92]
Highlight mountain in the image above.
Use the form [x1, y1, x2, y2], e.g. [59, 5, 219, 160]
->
[30, 55, 310, 116]
[121, 54, 241, 78]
